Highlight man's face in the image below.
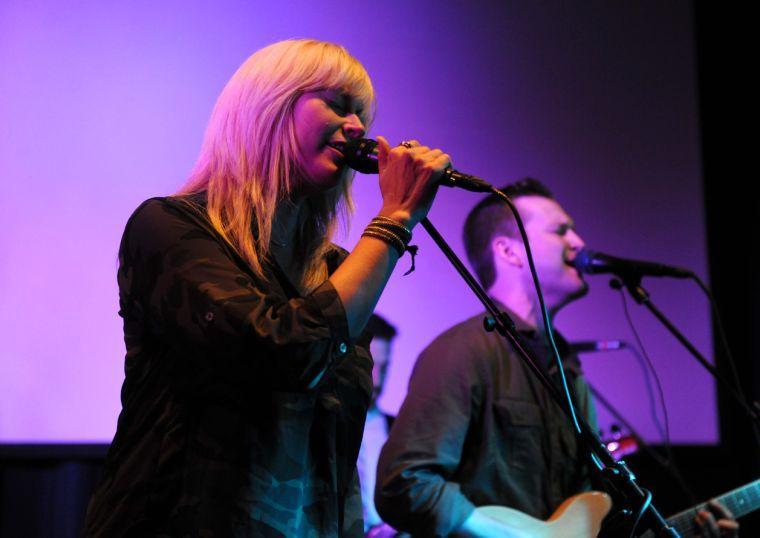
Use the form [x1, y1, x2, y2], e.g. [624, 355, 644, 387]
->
[513, 195, 588, 309]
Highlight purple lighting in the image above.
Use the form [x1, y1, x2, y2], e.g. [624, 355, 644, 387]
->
[0, 1, 714, 444]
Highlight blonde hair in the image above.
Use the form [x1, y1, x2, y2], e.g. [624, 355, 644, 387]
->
[177, 39, 375, 292]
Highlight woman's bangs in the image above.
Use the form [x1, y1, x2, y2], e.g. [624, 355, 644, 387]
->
[306, 49, 375, 123]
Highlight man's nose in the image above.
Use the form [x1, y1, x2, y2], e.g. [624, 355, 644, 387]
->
[567, 229, 585, 251]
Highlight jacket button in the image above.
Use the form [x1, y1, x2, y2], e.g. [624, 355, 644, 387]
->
[204, 311, 214, 322]
[338, 341, 348, 355]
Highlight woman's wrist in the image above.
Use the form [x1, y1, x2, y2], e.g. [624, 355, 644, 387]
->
[376, 208, 413, 229]
[361, 215, 418, 274]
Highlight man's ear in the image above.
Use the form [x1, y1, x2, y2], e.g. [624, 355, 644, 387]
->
[491, 235, 523, 269]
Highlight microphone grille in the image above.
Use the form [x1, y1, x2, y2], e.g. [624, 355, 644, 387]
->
[571, 248, 597, 274]
[343, 138, 379, 174]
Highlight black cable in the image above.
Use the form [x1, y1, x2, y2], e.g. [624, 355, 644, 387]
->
[627, 342, 667, 441]
[690, 274, 760, 445]
[617, 285, 698, 506]
[492, 189, 584, 439]
[629, 487, 653, 538]
[617, 270, 759, 444]
[690, 274, 744, 397]
[617, 287, 672, 459]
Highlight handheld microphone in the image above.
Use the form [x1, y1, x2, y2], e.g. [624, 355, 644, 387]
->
[342, 138, 493, 193]
[571, 249, 693, 280]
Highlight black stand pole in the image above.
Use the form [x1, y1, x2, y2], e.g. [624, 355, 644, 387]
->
[584, 381, 697, 505]
[420, 217, 678, 537]
[610, 276, 760, 435]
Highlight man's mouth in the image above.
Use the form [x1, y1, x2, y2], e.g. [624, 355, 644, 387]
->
[564, 254, 582, 274]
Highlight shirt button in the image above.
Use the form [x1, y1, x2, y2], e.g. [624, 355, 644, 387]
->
[338, 341, 348, 355]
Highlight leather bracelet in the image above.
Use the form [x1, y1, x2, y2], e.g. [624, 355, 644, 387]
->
[370, 216, 412, 242]
[361, 228, 405, 257]
[362, 216, 419, 274]
[365, 225, 406, 249]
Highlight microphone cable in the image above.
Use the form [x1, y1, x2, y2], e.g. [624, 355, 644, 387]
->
[491, 189, 587, 448]
[615, 285, 699, 506]
[615, 288, 673, 462]
[690, 274, 760, 444]
[629, 487, 653, 538]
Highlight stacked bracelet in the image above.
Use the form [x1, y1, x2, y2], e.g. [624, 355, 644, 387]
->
[363, 217, 411, 255]
[362, 216, 419, 274]
[371, 216, 412, 243]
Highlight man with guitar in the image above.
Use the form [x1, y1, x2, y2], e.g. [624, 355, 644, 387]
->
[375, 179, 739, 536]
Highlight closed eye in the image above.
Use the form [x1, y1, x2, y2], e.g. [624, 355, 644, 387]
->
[325, 92, 363, 119]
[328, 99, 347, 115]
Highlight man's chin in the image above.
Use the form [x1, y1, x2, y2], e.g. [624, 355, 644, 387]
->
[570, 278, 589, 301]
[557, 279, 589, 310]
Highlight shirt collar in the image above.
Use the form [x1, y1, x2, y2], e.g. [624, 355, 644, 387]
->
[490, 299, 538, 335]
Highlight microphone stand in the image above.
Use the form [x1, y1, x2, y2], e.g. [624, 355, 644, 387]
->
[583, 381, 698, 505]
[609, 275, 760, 438]
[420, 217, 678, 537]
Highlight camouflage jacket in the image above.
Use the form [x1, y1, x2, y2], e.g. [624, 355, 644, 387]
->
[84, 195, 373, 537]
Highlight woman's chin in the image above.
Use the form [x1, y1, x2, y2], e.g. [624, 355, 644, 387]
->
[297, 170, 344, 196]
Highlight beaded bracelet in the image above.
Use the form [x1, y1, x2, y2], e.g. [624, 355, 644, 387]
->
[362, 226, 405, 256]
[361, 216, 418, 275]
[370, 216, 412, 243]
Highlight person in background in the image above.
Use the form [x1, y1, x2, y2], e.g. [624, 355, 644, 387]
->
[358, 314, 398, 536]
[375, 178, 738, 537]
[83, 38, 450, 537]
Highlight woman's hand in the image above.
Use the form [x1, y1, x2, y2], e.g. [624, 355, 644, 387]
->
[329, 136, 452, 337]
[375, 136, 451, 229]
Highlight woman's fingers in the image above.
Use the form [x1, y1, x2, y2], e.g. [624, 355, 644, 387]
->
[375, 136, 453, 226]
[376, 135, 391, 169]
[414, 151, 452, 184]
[399, 139, 420, 148]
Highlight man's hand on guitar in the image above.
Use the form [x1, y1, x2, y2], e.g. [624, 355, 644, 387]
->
[694, 500, 739, 538]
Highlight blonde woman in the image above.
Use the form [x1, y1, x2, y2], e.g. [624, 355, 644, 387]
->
[83, 39, 449, 537]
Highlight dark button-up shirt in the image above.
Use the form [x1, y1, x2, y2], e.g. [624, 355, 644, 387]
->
[375, 308, 597, 536]
[84, 196, 372, 537]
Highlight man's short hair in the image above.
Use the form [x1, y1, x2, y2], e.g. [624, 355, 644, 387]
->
[366, 313, 398, 341]
[463, 177, 555, 290]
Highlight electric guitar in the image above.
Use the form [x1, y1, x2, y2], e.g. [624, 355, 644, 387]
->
[640, 478, 760, 537]
[477, 491, 612, 537]
[477, 478, 759, 537]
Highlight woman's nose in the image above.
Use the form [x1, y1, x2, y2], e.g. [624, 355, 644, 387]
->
[344, 114, 366, 139]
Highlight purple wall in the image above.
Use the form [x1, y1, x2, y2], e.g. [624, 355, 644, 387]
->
[0, 1, 713, 443]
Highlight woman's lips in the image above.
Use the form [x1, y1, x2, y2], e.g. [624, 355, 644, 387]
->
[326, 141, 346, 155]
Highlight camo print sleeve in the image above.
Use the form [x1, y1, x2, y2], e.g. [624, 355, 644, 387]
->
[119, 197, 352, 391]
[343, 467, 365, 536]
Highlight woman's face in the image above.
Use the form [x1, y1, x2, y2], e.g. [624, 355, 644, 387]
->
[292, 88, 366, 193]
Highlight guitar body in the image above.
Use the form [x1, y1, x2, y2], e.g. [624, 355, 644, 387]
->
[478, 491, 613, 537]
[472, 477, 759, 537]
